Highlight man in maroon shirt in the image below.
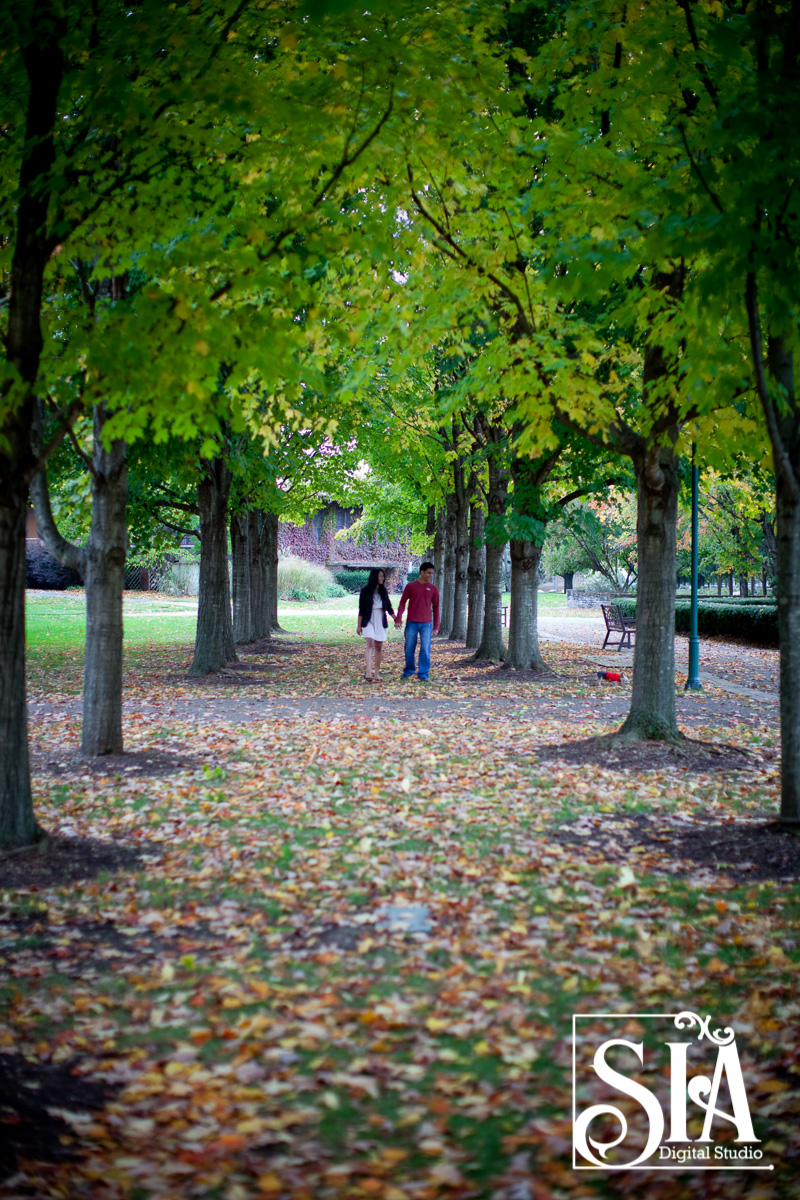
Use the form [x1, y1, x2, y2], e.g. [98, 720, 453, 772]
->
[395, 562, 440, 681]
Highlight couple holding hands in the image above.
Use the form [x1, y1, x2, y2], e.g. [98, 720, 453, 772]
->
[356, 564, 440, 683]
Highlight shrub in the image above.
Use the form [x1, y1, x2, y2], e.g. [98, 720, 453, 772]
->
[278, 555, 344, 601]
[334, 568, 402, 594]
[698, 596, 775, 606]
[617, 599, 778, 644]
[333, 569, 372, 593]
[26, 543, 82, 590]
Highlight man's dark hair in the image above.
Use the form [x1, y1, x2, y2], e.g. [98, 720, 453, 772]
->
[420, 561, 434, 573]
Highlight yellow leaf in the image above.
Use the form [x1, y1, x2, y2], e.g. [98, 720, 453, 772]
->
[236, 1118, 268, 1134]
[426, 1016, 449, 1033]
[380, 1149, 408, 1166]
[257, 1174, 282, 1193]
[758, 1079, 789, 1094]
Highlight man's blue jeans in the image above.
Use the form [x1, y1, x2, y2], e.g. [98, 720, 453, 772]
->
[403, 620, 432, 680]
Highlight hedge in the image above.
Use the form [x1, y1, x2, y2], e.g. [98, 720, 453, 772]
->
[694, 596, 775, 606]
[333, 568, 404, 594]
[333, 570, 372, 594]
[645, 594, 776, 606]
[26, 543, 82, 590]
[617, 598, 778, 644]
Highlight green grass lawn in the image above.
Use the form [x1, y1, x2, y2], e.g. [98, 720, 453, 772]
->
[25, 590, 572, 666]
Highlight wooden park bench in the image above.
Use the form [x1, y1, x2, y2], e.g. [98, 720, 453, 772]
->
[601, 603, 635, 650]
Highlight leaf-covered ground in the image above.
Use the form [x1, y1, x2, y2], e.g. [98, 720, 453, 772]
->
[2, 594, 797, 1199]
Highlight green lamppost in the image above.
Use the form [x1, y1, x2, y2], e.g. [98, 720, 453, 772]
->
[685, 443, 703, 691]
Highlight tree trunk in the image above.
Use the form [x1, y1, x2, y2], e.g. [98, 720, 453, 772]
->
[262, 510, 284, 633]
[424, 504, 436, 565]
[466, 501, 485, 651]
[775, 454, 800, 820]
[717, 575, 723, 596]
[762, 334, 800, 821]
[472, 458, 508, 663]
[563, 571, 575, 592]
[503, 452, 551, 672]
[231, 511, 252, 644]
[504, 541, 549, 671]
[30, 403, 127, 756]
[450, 464, 469, 641]
[762, 513, 778, 576]
[728, 571, 734, 596]
[0, 493, 38, 849]
[0, 7, 65, 848]
[433, 507, 445, 598]
[81, 405, 128, 755]
[438, 492, 457, 637]
[739, 573, 748, 597]
[616, 441, 680, 742]
[501, 542, 512, 593]
[249, 509, 269, 641]
[190, 458, 237, 675]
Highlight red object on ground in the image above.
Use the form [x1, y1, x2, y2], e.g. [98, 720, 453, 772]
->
[597, 669, 622, 682]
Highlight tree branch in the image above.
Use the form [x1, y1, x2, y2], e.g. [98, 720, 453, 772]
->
[25, 397, 85, 485]
[152, 498, 200, 515]
[254, 84, 396, 269]
[29, 399, 85, 573]
[406, 162, 529, 330]
[675, 0, 719, 105]
[745, 271, 800, 502]
[65, 418, 97, 479]
[157, 518, 199, 539]
[557, 475, 628, 508]
[677, 122, 724, 213]
[551, 405, 643, 458]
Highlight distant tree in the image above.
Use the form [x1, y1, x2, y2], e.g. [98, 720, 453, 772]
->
[543, 492, 638, 594]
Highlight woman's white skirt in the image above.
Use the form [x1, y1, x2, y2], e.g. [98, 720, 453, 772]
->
[363, 615, 388, 642]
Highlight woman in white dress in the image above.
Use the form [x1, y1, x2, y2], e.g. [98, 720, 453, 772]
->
[356, 568, 396, 681]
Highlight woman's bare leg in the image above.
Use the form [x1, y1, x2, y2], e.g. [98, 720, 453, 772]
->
[373, 642, 383, 679]
[364, 638, 374, 678]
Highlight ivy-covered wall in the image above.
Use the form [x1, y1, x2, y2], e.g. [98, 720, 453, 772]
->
[278, 504, 411, 570]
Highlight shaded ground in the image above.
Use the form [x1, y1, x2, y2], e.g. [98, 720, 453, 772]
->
[0, 1053, 118, 1184]
[29, 748, 206, 779]
[0, 835, 150, 890]
[535, 733, 763, 774]
[553, 813, 800, 884]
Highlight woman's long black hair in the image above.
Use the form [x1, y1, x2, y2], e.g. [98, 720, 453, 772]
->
[364, 568, 392, 607]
